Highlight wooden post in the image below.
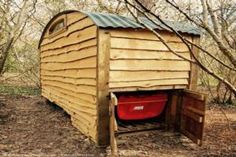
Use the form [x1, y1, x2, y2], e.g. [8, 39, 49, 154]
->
[110, 93, 118, 156]
[189, 36, 200, 90]
[97, 29, 111, 146]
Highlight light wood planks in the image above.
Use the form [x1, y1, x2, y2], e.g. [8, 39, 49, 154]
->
[41, 46, 96, 62]
[41, 56, 97, 71]
[111, 38, 190, 51]
[110, 71, 189, 82]
[109, 79, 188, 88]
[189, 37, 200, 90]
[40, 12, 98, 143]
[41, 69, 96, 78]
[110, 60, 190, 71]
[41, 25, 97, 51]
[41, 39, 97, 58]
[110, 49, 190, 60]
[110, 28, 192, 42]
[109, 29, 192, 90]
[96, 29, 111, 146]
[42, 16, 93, 45]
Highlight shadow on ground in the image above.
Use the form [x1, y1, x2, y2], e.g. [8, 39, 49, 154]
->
[0, 95, 235, 156]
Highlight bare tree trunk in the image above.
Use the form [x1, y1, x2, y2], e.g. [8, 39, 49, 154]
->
[0, 38, 13, 74]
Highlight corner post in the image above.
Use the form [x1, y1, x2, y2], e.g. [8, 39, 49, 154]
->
[97, 29, 111, 146]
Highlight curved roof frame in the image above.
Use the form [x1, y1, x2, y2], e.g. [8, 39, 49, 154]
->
[38, 10, 200, 48]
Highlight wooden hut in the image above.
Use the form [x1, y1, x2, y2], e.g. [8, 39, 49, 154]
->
[38, 10, 206, 147]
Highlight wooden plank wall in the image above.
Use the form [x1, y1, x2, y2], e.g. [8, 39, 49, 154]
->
[108, 29, 192, 91]
[39, 12, 98, 142]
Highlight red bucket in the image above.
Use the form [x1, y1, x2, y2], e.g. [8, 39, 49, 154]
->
[117, 92, 168, 120]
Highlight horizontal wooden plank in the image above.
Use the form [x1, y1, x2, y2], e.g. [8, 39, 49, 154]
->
[41, 80, 96, 96]
[41, 56, 96, 71]
[42, 90, 96, 122]
[42, 84, 96, 104]
[42, 91, 96, 117]
[109, 78, 188, 88]
[110, 60, 190, 71]
[41, 68, 96, 78]
[183, 109, 203, 123]
[111, 37, 190, 52]
[42, 88, 96, 111]
[72, 117, 97, 141]
[66, 12, 87, 25]
[110, 29, 192, 42]
[109, 71, 189, 82]
[109, 85, 187, 92]
[41, 76, 96, 86]
[184, 89, 206, 101]
[110, 49, 190, 60]
[41, 46, 97, 62]
[42, 17, 94, 46]
[41, 25, 97, 51]
[41, 39, 97, 57]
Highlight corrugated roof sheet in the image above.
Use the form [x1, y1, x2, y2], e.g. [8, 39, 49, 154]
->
[82, 11, 200, 35]
[39, 10, 200, 48]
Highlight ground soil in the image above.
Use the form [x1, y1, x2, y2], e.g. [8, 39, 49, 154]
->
[0, 95, 235, 157]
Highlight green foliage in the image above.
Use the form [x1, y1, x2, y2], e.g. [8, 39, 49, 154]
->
[0, 84, 40, 96]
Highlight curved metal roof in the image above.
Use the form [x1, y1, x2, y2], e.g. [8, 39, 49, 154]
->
[38, 10, 200, 48]
[83, 11, 200, 35]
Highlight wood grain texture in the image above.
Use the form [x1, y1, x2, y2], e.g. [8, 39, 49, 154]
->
[110, 60, 190, 71]
[189, 37, 200, 90]
[109, 79, 188, 88]
[41, 39, 97, 57]
[110, 71, 189, 82]
[108, 29, 192, 91]
[110, 49, 190, 60]
[110, 29, 192, 42]
[40, 12, 98, 143]
[111, 37, 190, 51]
[96, 29, 110, 146]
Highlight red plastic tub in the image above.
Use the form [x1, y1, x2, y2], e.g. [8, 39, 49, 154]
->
[117, 92, 168, 120]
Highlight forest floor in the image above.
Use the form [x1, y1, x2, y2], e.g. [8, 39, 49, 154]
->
[0, 94, 235, 157]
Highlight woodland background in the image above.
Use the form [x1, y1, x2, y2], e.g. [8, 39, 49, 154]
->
[0, 0, 235, 104]
[0, 0, 235, 156]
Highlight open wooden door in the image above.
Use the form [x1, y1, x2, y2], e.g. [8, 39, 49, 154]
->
[180, 89, 206, 145]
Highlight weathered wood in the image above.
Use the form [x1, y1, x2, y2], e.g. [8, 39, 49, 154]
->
[96, 29, 110, 146]
[170, 92, 178, 129]
[110, 93, 118, 156]
[189, 37, 200, 90]
[180, 89, 206, 145]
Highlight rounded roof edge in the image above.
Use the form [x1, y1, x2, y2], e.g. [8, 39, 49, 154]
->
[38, 10, 80, 48]
[38, 10, 200, 49]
